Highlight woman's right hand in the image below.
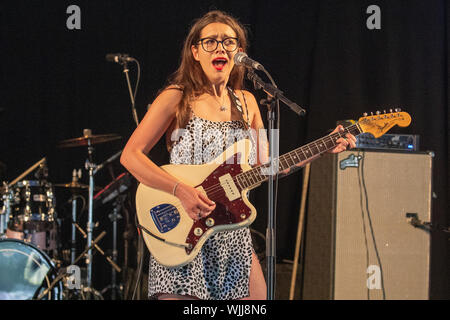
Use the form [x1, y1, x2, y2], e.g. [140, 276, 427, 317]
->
[174, 182, 216, 221]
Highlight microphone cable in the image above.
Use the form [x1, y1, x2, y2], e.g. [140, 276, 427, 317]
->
[132, 211, 145, 300]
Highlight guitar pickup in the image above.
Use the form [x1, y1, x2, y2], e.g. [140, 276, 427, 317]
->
[219, 173, 240, 201]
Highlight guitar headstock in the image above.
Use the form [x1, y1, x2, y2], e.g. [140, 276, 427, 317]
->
[358, 109, 411, 138]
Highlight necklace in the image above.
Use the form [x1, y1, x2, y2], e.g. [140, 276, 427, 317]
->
[214, 92, 227, 112]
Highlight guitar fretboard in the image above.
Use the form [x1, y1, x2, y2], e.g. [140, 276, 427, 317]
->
[235, 123, 362, 190]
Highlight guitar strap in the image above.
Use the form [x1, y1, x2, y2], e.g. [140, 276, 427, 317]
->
[228, 87, 250, 130]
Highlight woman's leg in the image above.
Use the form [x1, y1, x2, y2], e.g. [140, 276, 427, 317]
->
[241, 251, 267, 300]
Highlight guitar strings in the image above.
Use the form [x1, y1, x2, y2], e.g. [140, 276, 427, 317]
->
[149, 114, 403, 219]
[151, 128, 359, 217]
[151, 130, 357, 218]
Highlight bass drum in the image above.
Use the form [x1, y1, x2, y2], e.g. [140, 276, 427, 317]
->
[0, 239, 62, 300]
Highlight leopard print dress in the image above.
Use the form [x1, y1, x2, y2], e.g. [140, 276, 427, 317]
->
[148, 108, 257, 300]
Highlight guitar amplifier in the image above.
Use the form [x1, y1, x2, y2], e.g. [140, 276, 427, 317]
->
[356, 133, 419, 151]
[337, 119, 419, 151]
[302, 150, 433, 300]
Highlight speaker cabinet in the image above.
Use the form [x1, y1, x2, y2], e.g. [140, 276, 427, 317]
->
[302, 150, 433, 300]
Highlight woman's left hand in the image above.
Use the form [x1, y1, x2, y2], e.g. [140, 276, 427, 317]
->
[328, 125, 357, 153]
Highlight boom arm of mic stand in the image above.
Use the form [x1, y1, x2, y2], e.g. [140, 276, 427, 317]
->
[247, 70, 306, 116]
[121, 60, 139, 127]
[94, 150, 123, 175]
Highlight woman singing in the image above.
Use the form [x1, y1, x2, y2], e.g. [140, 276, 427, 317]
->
[120, 10, 356, 300]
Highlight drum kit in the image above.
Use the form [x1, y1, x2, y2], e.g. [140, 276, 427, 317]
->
[0, 129, 134, 300]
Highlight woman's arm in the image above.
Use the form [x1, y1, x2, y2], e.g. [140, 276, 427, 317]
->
[120, 88, 215, 220]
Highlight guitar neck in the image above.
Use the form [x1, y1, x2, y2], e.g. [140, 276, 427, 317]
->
[235, 123, 363, 190]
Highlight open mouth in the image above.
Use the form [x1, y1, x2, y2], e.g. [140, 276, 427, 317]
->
[212, 57, 228, 71]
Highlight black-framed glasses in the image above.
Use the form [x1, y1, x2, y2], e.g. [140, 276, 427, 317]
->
[197, 37, 239, 52]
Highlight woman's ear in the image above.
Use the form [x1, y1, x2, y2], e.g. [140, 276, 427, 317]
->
[238, 48, 243, 53]
[191, 45, 200, 61]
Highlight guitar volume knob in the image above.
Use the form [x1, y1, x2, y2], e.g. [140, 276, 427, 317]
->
[194, 227, 203, 236]
[205, 218, 215, 227]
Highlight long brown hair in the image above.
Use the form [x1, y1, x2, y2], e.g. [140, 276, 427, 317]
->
[164, 10, 249, 149]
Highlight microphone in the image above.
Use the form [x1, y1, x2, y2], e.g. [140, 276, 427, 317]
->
[105, 53, 134, 64]
[234, 52, 265, 71]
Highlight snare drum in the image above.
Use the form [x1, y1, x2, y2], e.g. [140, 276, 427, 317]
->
[0, 239, 62, 300]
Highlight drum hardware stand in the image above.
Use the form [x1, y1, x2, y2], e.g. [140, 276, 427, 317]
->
[0, 182, 11, 237]
[101, 194, 126, 300]
[68, 168, 83, 264]
[72, 220, 121, 274]
[36, 231, 107, 300]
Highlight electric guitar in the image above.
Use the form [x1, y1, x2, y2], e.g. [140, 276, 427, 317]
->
[136, 110, 411, 267]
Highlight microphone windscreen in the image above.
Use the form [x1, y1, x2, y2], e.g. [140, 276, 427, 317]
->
[234, 52, 248, 65]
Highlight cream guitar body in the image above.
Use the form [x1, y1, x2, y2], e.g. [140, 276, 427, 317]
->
[136, 139, 258, 268]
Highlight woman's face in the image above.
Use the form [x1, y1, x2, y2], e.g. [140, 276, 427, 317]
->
[191, 22, 241, 85]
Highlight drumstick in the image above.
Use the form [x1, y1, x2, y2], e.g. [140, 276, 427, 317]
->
[8, 157, 46, 187]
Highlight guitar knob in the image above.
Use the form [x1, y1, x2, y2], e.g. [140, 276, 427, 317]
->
[376, 111, 381, 115]
[194, 227, 203, 237]
[390, 109, 393, 113]
[363, 112, 368, 117]
[205, 218, 215, 227]
[383, 110, 386, 113]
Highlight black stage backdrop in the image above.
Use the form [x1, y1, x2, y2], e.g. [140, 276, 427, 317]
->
[0, 0, 448, 299]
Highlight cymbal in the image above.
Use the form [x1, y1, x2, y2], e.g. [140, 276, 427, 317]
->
[58, 134, 121, 148]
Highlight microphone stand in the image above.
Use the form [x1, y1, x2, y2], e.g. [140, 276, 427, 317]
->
[247, 69, 306, 300]
[120, 59, 139, 127]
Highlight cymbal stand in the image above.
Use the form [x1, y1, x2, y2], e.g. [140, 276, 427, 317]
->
[84, 129, 96, 291]
[69, 169, 82, 264]
[101, 194, 126, 300]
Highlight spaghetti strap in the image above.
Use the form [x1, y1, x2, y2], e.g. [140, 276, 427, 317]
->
[165, 84, 184, 91]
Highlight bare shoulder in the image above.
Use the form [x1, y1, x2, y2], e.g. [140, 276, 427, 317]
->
[237, 89, 264, 130]
[238, 89, 258, 109]
[152, 86, 183, 110]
